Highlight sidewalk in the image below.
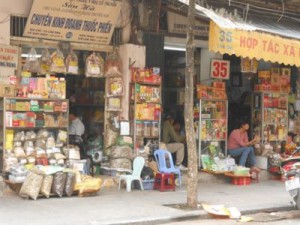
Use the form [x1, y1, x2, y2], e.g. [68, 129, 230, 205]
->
[0, 176, 294, 225]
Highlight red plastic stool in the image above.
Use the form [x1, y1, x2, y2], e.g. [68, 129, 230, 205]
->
[154, 173, 175, 192]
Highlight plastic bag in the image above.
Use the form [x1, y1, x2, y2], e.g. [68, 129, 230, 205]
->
[19, 169, 44, 200]
[74, 175, 102, 196]
[104, 50, 122, 76]
[50, 49, 66, 73]
[85, 52, 104, 77]
[22, 47, 40, 73]
[39, 48, 52, 75]
[51, 172, 67, 197]
[64, 172, 76, 197]
[110, 145, 132, 159]
[66, 50, 79, 74]
[40, 175, 53, 198]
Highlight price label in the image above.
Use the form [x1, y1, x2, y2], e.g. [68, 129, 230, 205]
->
[210, 59, 230, 80]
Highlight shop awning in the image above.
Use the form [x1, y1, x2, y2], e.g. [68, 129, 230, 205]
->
[177, 0, 300, 67]
[209, 20, 300, 67]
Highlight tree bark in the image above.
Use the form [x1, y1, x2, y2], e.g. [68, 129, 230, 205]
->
[185, 0, 198, 208]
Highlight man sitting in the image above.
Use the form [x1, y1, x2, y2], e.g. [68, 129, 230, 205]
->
[162, 114, 187, 171]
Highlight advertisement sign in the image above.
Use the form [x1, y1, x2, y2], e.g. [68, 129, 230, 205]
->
[210, 59, 230, 80]
[23, 0, 122, 45]
[209, 21, 300, 67]
[0, 44, 19, 77]
[167, 11, 209, 37]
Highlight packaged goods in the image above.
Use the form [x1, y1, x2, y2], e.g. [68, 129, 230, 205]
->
[85, 52, 104, 77]
[39, 49, 52, 75]
[64, 172, 76, 197]
[40, 175, 53, 198]
[51, 172, 67, 197]
[65, 50, 79, 74]
[74, 175, 102, 196]
[50, 49, 66, 73]
[104, 50, 122, 76]
[110, 158, 132, 170]
[110, 145, 132, 160]
[107, 77, 123, 96]
[22, 48, 40, 74]
[19, 169, 44, 200]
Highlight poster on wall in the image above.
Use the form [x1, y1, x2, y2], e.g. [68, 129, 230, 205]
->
[0, 44, 19, 79]
[23, 0, 122, 45]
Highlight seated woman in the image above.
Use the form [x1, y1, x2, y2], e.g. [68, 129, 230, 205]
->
[227, 119, 261, 172]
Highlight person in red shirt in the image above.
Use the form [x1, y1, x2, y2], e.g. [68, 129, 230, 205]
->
[228, 119, 261, 172]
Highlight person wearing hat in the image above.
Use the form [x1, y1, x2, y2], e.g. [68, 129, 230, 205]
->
[162, 113, 188, 171]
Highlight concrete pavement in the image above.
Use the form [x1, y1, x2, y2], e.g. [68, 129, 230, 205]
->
[0, 173, 295, 225]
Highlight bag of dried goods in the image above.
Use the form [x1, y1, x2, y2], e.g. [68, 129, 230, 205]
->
[50, 49, 66, 73]
[19, 168, 44, 200]
[22, 47, 40, 74]
[64, 172, 76, 197]
[39, 48, 52, 75]
[85, 52, 104, 77]
[107, 77, 123, 96]
[51, 172, 67, 197]
[104, 50, 122, 76]
[65, 50, 79, 74]
[40, 175, 53, 198]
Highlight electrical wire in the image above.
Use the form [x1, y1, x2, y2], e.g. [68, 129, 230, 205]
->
[277, 0, 285, 22]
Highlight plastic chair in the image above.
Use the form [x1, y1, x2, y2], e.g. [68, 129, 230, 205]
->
[118, 156, 145, 192]
[154, 149, 181, 187]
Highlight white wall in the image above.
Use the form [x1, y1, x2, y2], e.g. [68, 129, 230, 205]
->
[0, 0, 33, 16]
[0, 0, 33, 45]
[200, 48, 222, 85]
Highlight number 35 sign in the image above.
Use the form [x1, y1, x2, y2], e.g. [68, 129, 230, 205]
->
[210, 59, 230, 80]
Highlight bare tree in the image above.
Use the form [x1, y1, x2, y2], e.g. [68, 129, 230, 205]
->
[185, 0, 198, 208]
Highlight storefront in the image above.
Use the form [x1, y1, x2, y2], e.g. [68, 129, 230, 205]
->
[195, 13, 300, 175]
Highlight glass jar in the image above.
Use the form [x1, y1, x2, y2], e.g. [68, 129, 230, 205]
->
[151, 121, 159, 137]
[143, 121, 151, 136]
[136, 121, 143, 136]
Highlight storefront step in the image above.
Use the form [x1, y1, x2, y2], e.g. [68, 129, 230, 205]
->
[190, 170, 273, 184]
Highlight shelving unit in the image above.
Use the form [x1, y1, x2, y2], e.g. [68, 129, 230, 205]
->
[198, 99, 228, 167]
[130, 81, 161, 153]
[2, 97, 69, 171]
[252, 92, 288, 144]
[66, 75, 105, 136]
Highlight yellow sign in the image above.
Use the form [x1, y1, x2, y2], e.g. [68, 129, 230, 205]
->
[209, 21, 300, 67]
[24, 0, 122, 45]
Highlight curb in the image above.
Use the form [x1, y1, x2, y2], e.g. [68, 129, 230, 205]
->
[101, 205, 296, 225]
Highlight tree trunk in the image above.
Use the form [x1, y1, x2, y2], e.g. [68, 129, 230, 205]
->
[185, 0, 198, 208]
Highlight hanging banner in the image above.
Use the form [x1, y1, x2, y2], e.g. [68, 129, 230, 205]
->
[209, 21, 300, 67]
[0, 44, 18, 77]
[23, 0, 122, 45]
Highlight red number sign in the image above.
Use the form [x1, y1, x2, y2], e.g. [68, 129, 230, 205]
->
[210, 59, 230, 80]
